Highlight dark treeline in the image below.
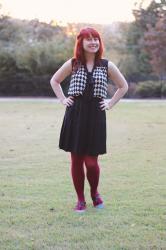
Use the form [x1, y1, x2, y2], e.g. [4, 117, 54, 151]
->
[0, 0, 165, 98]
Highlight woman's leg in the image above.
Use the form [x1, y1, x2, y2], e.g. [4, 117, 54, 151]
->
[84, 155, 100, 198]
[70, 153, 85, 202]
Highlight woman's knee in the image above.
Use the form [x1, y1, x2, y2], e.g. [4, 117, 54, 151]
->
[84, 155, 98, 169]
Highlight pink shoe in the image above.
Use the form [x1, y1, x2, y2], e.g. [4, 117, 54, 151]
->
[92, 194, 104, 209]
[74, 201, 87, 213]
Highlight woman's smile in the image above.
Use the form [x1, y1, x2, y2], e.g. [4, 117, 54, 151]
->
[88, 45, 98, 49]
[83, 35, 100, 53]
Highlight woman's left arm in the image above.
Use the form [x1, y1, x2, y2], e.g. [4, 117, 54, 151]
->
[100, 61, 128, 110]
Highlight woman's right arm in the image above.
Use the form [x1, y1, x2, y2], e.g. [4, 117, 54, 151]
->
[50, 59, 74, 107]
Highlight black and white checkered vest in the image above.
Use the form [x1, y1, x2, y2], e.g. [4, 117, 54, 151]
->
[68, 59, 108, 98]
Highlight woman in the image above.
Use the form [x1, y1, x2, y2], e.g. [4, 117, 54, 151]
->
[50, 27, 128, 213]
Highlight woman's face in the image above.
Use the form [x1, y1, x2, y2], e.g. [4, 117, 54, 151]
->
[82, 35, 100, 54]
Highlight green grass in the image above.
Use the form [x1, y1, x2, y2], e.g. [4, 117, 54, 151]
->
[0, 99, 166, 250]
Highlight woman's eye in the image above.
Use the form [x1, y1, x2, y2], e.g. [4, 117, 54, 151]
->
[85, 37, 99, 42]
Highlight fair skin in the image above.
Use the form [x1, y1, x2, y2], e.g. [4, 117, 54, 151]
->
[50, 36, 128, 110]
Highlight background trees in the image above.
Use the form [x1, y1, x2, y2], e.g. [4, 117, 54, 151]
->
[0, 0, 165, 97]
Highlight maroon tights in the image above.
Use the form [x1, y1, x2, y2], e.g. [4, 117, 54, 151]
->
[70, 153, 100, 202]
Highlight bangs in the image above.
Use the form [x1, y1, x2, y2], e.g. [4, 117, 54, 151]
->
[77, 27, 100, 40]
[84, 30, 100, 39]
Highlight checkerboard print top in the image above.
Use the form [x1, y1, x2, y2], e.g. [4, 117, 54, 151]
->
[68, 62, 108, 98]
[68, 65, 87, 96]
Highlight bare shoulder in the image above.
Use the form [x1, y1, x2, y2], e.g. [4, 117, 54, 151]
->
[51, 58, 73, 84]
[59, 58, 73, 73]
[108, 61, 120, 74]
[107, 60, 128, 88]
[107, 60, 124, 78]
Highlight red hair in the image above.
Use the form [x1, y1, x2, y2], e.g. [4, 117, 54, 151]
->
[73, 27, 104, 66]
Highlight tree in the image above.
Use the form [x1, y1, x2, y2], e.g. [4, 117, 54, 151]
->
[144, 16, 166, 79]
[125, 0, 166, 81]
[133, 0, 165, 28]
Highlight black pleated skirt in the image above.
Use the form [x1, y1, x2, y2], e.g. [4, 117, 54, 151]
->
[59, 72, 106, 156]
[59, 82, 106, 156]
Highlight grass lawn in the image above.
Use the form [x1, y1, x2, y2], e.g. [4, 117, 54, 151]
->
[0, 99, 165, 250]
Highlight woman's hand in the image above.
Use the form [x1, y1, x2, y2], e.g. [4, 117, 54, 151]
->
[99, 99, 111, 111]
[61, 96, 74, 107]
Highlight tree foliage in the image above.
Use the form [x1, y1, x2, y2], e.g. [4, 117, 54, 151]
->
[0, 0, 165, 97]
[144, 15, 166, 78]
[126, 0, 166, 80]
